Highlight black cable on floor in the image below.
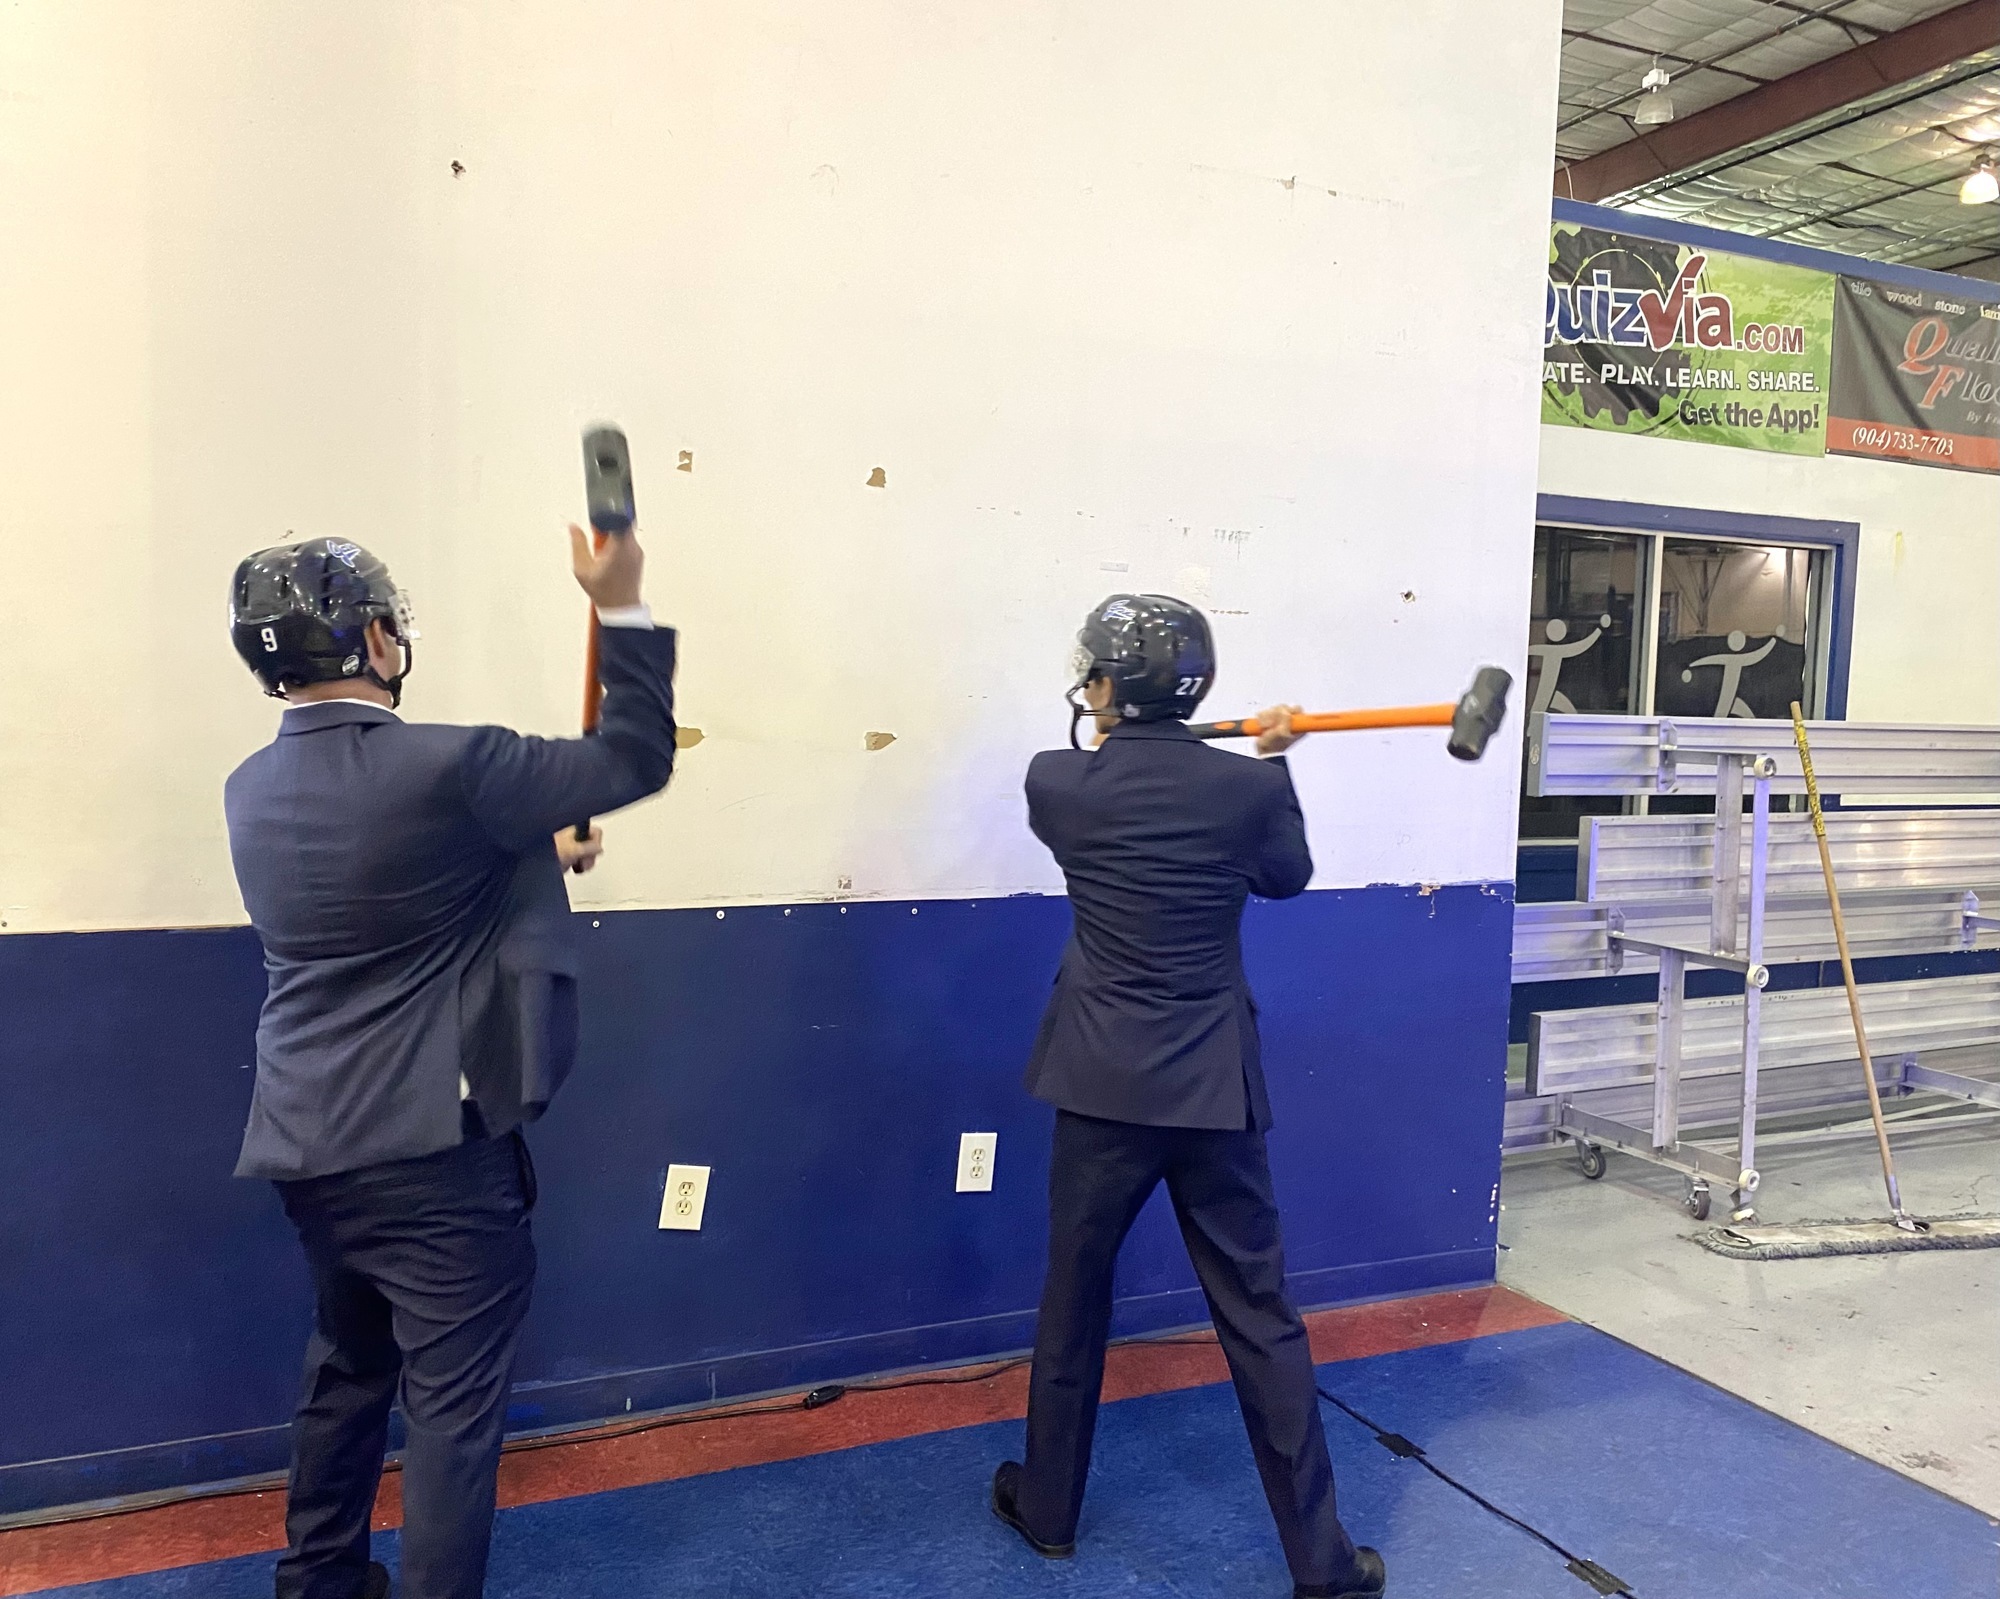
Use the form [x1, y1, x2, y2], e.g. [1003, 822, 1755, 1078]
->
[1316, 1386, 1634, 1598]
[10, 1328, 1227, 1529]
[501, 1392, 826, 1453]
[846, 1355, 1032, 1394]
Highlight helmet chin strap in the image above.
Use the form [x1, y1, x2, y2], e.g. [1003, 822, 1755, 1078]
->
[1066, 682, 1123, 750]
[1065, 683, 1092, 750]
[363, 636, 414, 709]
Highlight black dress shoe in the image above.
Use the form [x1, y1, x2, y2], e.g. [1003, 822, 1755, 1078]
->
[1296, 1546, 1386, 1597]
[990, 1462, 1075, 1559]
[360, 1561, 392, 1599]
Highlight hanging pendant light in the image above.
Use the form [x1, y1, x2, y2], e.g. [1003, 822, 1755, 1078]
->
[1635, 63, 1675, 127]
[1961, 152, 1998, 206]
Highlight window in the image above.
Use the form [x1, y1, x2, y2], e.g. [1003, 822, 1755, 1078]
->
[1521, 529, 1643, 840]
[1521, 524, 1830, 839]
[1654, 540, 1814, 721]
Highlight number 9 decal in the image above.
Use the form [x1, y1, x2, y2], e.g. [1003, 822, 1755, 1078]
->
[261, 626, 279, 653]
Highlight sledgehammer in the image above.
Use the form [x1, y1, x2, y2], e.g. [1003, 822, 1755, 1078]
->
[571, 424, 637, 869]
[1187, 666, 1513, 762]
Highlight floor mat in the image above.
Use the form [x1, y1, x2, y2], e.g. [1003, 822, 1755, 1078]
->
[25, 1322, 1996, 1597]
[21, 1389, 1580, 1599]
[1320, 1322, 2000, 1599]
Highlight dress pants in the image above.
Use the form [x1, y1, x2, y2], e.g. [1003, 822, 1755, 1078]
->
[272, 1130, 537, 1599]
[1019, 1109, 1361, 1589]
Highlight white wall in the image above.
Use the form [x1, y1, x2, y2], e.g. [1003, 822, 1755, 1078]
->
[0, 1, 1564, 934]
[1537, 425, 2000, 725]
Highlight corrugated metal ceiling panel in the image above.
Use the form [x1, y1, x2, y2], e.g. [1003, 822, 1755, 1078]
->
[1561, 2, 2000, 273]
[1559, 0, 1966, 159]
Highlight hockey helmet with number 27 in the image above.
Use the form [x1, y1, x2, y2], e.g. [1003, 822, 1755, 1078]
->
[1069, 593, 1215, 732]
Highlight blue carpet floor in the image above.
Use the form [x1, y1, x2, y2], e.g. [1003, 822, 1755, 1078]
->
[32, 1323, 1999, 1598]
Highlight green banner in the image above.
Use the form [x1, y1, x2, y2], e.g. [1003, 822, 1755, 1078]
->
[1543, 222, 1836, 456]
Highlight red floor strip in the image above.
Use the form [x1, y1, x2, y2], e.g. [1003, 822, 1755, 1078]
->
[0, 1285, 1562, 1595]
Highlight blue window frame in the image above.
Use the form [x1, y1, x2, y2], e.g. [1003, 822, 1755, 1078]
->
[1519, 496, 1858, 893]
[1535, 494, 1858, 718]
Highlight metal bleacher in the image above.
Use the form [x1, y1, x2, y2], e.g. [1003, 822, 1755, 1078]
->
[1526, 973, 2000, 1098]
[1508, 712, 2000, 1221]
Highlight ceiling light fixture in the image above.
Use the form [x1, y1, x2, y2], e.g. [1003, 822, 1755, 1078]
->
[1634, 63, 1675, 127]
[1961, 152, 1999, 206]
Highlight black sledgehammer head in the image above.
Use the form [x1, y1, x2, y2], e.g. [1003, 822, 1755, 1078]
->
[1446, 667, 1512, 762]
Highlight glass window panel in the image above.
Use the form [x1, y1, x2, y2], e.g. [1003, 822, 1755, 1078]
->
[1520, 526, 1644, 840]
[1654, 540, 1816, 721]
[1650, 539, 1822, 820]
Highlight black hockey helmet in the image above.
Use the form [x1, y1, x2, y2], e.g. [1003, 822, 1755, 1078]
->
[1068, 594, 1214, 743]
[229, 538, 418, 704]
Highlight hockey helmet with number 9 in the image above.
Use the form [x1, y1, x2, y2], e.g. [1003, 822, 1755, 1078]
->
[229, 538, 419, 704]
[1069, 593, 1214, 726]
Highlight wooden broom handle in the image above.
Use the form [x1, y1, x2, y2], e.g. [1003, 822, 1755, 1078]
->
[1791, 701, 1905, 1216]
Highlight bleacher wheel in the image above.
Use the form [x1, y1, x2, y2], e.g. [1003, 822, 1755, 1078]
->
[1575, 1141, 1607, 1180]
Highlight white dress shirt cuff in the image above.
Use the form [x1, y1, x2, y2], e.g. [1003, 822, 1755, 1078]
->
[595, 603, 655, 630]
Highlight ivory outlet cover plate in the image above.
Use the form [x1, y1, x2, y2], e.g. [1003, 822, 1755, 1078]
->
[956, 1132, 997, 1193]
[659, 1164, 712, 1230]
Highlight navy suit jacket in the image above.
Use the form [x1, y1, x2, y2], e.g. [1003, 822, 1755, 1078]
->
[224, 625, 678, 1180]
[1022, 718, 1313, 1132]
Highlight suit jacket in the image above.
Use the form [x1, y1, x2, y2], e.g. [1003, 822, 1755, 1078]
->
[224, 625, 678, 1180]
[1022, 718, 1313, 1132]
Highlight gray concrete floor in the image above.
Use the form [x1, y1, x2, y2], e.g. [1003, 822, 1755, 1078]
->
[1498, 1114, 2000, 1516]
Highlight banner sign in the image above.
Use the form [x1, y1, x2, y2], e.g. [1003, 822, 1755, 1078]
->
[1828, 277, 2000, 474]
[1543, 222, 1837, 457]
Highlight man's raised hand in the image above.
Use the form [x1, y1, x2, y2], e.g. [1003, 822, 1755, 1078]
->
[570, 523, 644, 611]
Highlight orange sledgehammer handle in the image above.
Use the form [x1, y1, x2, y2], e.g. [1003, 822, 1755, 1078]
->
[1191, 703, 1456, 739]
[580, 607, 600, 731]
[572, 530, 609, 870]
[579, 529, 609, 733]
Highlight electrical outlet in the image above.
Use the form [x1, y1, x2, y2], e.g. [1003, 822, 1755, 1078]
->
[659, 1164, 711, 1230]
[956, 1132, 997, 1193]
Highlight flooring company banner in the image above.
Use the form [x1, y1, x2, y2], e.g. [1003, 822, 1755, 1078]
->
[1829, 278, 2000, 474]
[1544, 222, 1835, 457]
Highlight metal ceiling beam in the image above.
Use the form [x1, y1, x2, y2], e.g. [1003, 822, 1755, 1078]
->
[1559, 26, 1773, 87]
[1555, 0, 2000, 204]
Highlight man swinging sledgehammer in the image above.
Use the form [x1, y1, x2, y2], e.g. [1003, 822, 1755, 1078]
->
[990, 593, 1390, 1598]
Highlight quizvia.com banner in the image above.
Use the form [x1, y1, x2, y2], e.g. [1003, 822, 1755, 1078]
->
[1829, 277, 2000, 474]
[1543, 223, 1835, 456]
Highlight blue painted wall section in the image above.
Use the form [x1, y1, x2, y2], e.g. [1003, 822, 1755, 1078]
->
[0, 881, 1513, 1514]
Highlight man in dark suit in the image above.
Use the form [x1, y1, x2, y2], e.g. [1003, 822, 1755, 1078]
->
[991, 595, 1385, 1599]
[224, 527, 677, 1599]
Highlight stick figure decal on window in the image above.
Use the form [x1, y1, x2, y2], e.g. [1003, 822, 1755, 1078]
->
[1681, 630, 1778, 718]
[1527, 613, 1611, 716]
